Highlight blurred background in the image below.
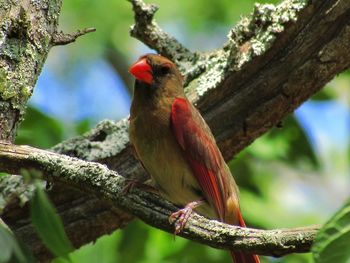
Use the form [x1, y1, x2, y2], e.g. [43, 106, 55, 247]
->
[15, 0, 349, 262]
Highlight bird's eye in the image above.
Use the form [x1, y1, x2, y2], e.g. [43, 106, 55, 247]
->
[160, 64, 171, 75]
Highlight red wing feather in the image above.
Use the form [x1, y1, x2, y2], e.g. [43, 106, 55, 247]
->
[187, 158, 224, 218]
[171, 97, 227, 220]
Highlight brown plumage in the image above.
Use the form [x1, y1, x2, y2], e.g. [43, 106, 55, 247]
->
[129, 54, 259, 263]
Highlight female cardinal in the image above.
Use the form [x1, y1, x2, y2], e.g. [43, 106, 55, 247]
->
[128, 54, 259, 263]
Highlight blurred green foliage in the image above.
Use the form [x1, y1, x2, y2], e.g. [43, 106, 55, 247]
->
[7, 0, 349, 262]
[15, 107, 64, 148]
[15, 106, 92, 149]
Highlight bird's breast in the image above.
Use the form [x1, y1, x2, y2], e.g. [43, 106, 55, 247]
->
[129, 104, 201, 207]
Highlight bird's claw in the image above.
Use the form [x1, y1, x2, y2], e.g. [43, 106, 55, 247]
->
[168, 200, 204, 235]
[122, 179, 139, 194]
[169, 206, 193, 235]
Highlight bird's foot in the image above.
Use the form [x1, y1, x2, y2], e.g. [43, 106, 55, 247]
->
[122, 179, 159, 195]
[169, 200, 204, 235]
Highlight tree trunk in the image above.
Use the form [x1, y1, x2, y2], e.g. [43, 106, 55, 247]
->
[0, 0, 62, 141]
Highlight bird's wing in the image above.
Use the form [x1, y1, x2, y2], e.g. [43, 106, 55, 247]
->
[171, 97, 235, 221]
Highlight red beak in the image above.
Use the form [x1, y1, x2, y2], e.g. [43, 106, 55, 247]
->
[129, 58, 153, 85]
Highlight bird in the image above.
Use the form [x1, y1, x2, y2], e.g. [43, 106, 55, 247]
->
[128, 53, 260, 263]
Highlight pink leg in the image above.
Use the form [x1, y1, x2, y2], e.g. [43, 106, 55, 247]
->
[169, 200, 204, 235]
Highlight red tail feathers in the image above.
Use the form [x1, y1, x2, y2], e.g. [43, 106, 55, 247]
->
[230, 212, 260, 263]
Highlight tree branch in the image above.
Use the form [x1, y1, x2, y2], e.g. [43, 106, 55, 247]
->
[51, 28, 96, 46]
[0, 141, 319, 256]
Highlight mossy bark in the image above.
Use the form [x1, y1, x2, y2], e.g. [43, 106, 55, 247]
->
[0, 0, 62, 141]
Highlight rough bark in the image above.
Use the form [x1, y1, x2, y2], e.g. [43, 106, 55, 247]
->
[0, 0, 349, 261]
[0, 0, 62, 141]
[0, 0, 93, 142]
[0, 141, 319, 257]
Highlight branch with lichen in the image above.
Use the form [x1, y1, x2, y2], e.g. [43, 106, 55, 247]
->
[0, 141, 318, 256]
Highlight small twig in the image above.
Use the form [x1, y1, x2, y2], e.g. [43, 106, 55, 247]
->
[51, 28, 96, 46]
[128, 0, 198, 66]
[0, 142, 318, 256]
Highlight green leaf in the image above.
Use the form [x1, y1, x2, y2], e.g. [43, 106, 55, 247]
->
[0, 225, 15, 263]
[0, 223, 36, 263]
[312, 199, 350, 263]
[30, 182, 74, 258]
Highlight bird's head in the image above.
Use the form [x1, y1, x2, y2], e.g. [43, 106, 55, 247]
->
[129, 54, 183, 90]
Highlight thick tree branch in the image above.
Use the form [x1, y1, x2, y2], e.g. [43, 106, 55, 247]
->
[1, 0, 350, 260]
[0, 141, 319, 256]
